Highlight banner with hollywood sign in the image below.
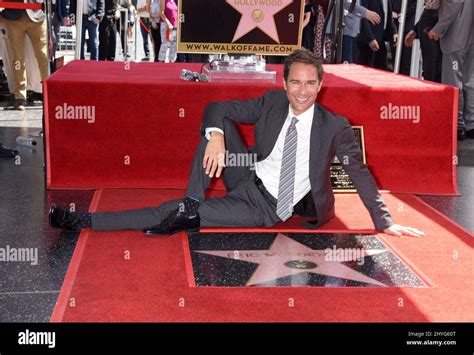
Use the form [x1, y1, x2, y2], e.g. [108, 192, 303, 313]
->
[178, 0, 305, 55]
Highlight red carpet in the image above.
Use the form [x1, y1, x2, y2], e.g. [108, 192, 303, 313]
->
[44, 62, 458, 194]
[51, 189, 473, 322]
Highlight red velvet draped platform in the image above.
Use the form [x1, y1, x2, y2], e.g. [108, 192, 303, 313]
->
[44, 61, 458, 195]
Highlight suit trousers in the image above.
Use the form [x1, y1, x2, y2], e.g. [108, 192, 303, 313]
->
[91, 119, 282, 230]
[3, 13, 49, 100]
[418, 9, 442, 83]
[442, 42, 474, 131]
[98, 17, 117, 61]
[356, 41, 388, 71]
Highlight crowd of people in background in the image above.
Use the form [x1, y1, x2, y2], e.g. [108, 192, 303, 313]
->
[300, 0, 473, 140]
[71, 0, 178, 63]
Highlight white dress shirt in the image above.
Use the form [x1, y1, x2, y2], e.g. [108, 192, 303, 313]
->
[255, 105, 314, 207]
[205, 104, 314, 210]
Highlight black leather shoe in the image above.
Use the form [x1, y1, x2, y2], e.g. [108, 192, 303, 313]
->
[27, 91, 43, 102]
[0, 143, 18, 158]
[143, 209, 200, 236]
[49, 204, 81, 230]
[458, 128, 466, 141]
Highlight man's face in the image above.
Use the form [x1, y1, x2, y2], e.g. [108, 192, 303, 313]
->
[283, 63, 322, 116]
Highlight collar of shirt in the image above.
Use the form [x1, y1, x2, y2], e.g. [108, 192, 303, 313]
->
[288, 104, 315, 133]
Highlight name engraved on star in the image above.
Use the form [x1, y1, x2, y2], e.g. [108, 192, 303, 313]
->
[234, 0, 284, 7]
[227, 252, 321, 258]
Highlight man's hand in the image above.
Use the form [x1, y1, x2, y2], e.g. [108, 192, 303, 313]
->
[365, 10, 381, 25]
[383, 224, 425, 238]
[93, 17, 100, 24]
[428, 29, 439, 41]
[393, 33, 398, 46]
[369, 39, 380, 52]
[404, 30, 416, 47]
[203, 132, 226, 178]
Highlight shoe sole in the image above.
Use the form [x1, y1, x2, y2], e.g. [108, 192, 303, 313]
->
[144, 227, 200, 236]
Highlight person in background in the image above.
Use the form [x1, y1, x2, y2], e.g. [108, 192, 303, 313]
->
[51, 0, 69, 59]
[391, 0, 417, 75]
[148, 0, 164, 62]
[70, 0, 105, 60]
[2, 0, 49, 110]
[404, 0, 442, 83]
[117, 0, 133, 58]
[424, 0, 473, 141]
[136, 0, 151, 60]
[158, 0, 177, 62]
[356, 0, 398, 71]
[302, 0, 317, 52]
[312, 0, 330, 62]
[325, 0, 381, 63]
[127, 1, 136, 42]
[98, 0, 119, 61]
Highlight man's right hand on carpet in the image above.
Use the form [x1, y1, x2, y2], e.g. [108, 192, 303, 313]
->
[383, 224, 425, 238]
[203, 131, 226, 178]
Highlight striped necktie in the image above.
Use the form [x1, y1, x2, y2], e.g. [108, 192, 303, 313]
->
[276, 117, 299, 221]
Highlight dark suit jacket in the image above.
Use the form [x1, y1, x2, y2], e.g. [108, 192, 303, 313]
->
[200, 90, 393, 231]
[392, 0, 417, 35]
[358, 0, 397, 44]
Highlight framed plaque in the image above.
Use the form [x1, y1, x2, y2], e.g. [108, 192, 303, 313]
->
[178, 0, 305, 55]
[331, 126, 366, 192]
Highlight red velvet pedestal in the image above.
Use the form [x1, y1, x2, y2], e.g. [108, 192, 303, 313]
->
[44, 61, 458, 194]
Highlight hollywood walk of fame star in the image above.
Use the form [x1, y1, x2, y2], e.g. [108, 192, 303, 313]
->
[225, 0, 294, 43]
[195, 233, 389, 286]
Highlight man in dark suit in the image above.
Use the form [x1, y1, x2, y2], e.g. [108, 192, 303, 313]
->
[98, 0, 120, 61]
[356, 0, 398, 70]
[49, 49, 423, 238]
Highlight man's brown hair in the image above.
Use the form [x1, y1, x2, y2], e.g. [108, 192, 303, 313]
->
[283, 48, 324, 82]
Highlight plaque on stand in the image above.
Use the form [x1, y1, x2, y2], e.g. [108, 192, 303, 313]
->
[178, 0, 304, 56]
[202, 55, 276, 83]
[331, 126, 366, 192]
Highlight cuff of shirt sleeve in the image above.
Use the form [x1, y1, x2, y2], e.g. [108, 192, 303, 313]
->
[205, 128, 224, 140]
